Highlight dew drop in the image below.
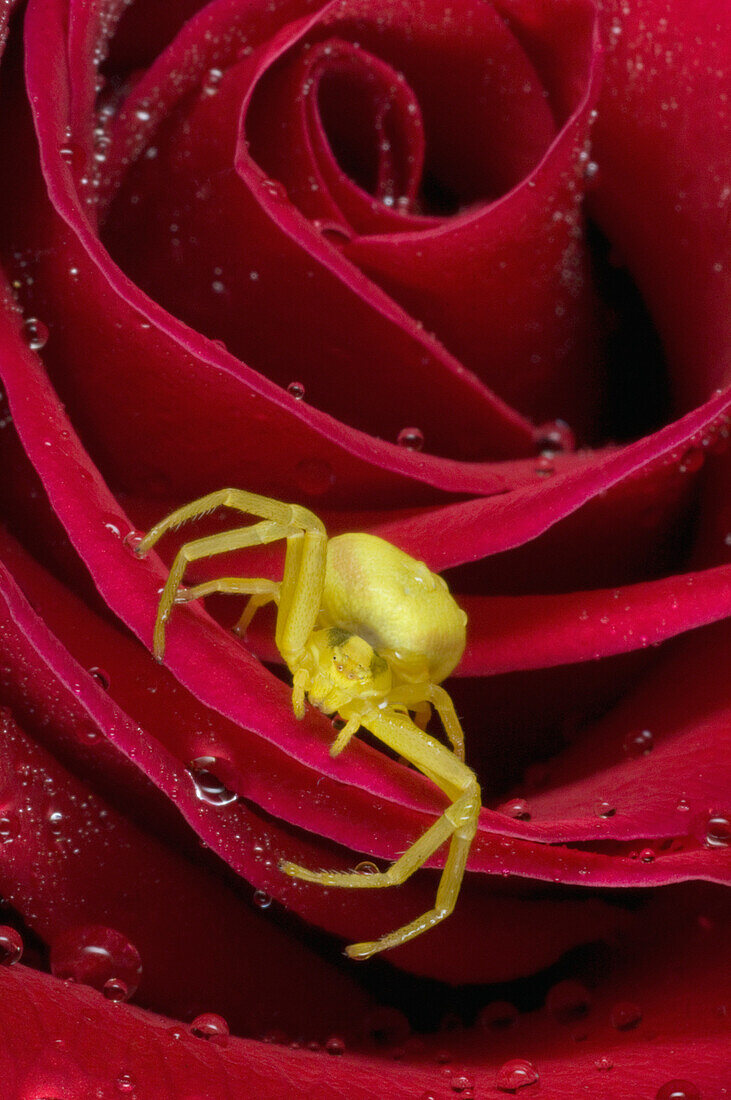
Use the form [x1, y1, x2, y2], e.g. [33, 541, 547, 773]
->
[294, 457, 334, 496]
[534, 455, 555, 477]
[451, 1074, 475, 1093]
[504, 798, 531, 820]
[583, 160, 599, 182]
[679, 447, 704, 474]
[496, 1058, 539, 1091]
[594, 799, 616, 817]
[116, 1072, 136, 1093]
[610, 1001, 642, 1030]
[253, 889, 272, 909]
[187, 757, 238, 806]
[354, 860, 380, 875]
[655, 1081, 701, 1100]
[50, 925, 142, 999]
[676, 798, 691, 813]
[535, 419, 575, 454]
[704, 812, 731, 848]
[202, 67, 224, 96]
[103, 977, 130, 1002]
[123, 529, 145, 554]
[478, 1000, 518, 1030]
[396, 426, 424, 451]
[594, 1056, 613, 1071]
[325, 1035, 346, 1055]
[0, 815, 17, 840]
[546, 979, 591, 1024]
[190, 1012, 229, 1044]
[624, 728, 654, 758]
[88, 666, 110, 691]
[0, 926, 23, 965]
[361, 1006, 410, 1046]
[134, 105, 151, 122]
[22, 317, 49, 351]
[287, 381, 306, 400]
[46, 809, 64, 834]
[260, 177, 288, 201]
[639, 847, 655, 862]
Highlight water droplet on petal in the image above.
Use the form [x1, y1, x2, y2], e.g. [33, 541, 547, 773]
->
[655, 1081, 701, 1100]
[639, 847, 655, 862]
[451, 1074, 474, 1093]
[397, 426, 424, 451]
[253, 890, 272, 909]
[88, 666, 110, 691]
[287, 381, 306, 400]
[594, 799, 616, 817]
[594, 1056, 613, 1071]
[22, 317, 49, 351]
[679, 447, 704, 474]
[0, 926, 23, 965]
[187, 757, 238, 806]
[325, 1035, 346, 1055]
[50, 925, 142, 999]
[103, 977, 130, 1002]
[610, 1001, 642, 1030]
[190, 1012, 229, 1044]
[704, 812, 730, 848]
[624, 729, 654, 758]
[535, 419, 575, 454]
[534, 455, 555, 477]
[546, 980, 591, 1024]
[46, 809, 64, 834]
[496, 1058, 539, 1091]
[676, 798, 691, 813]
[503, 798, 531, 820]
[0, 815, 16, 840]
[583, 160, 599, 182]
[116, 1072, 136, 1093]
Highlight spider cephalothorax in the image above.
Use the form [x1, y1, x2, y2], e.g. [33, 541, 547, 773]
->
[138, 488, 480, 959]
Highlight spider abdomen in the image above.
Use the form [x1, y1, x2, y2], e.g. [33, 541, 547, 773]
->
[321, 533, 467, 684]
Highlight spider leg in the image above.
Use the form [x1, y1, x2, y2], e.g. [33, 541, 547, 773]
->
[137, 490, 327, 667]
[280, 707, 480, 959]
[386, 683, 465, 761]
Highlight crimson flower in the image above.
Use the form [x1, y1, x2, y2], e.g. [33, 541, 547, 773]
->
[0, 0, 728, 1095]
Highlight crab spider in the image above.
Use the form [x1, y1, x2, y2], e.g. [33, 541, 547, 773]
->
[136, 488, 480, 959]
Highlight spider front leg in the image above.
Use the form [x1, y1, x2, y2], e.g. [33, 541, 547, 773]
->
[135, 489, 327, 668]
[280, 707, 480, 958]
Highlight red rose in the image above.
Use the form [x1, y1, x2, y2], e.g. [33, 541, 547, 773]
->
[0, 0, 728, 1093]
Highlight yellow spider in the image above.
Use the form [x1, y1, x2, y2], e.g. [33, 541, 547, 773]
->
[136, 488, 480, 959]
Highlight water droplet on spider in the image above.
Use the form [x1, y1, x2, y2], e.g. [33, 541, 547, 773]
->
[397, 426, 424, 451]
[190, 1012, 229, 1045]
[103, 976, 130, 1002]
[594, 799, 616, 817]
[504, 798, 531, 820]
[704, 812, 731, 848]
[22, 317, 49, 351]
[252, 889, 272, 909]
[187, 757, 238, 806]
[123, 529, 145, 554]
[655, 1081, 701, 1100]
[287, 380, 306, 400]
[0, 926, 23, 965]
[362, 1006, 411, 1046]
[478, 1000, 518, 1030]
[325, 1035, 346, 1055]
[496, 1058, 539, 1091]
[295, 457, 334, 496]
[610, 1001, 642, 1030]
[594, 1056, 613, 1071]
[116, 1072, 136, 1093]
[624, 728, 654, 758]
[50, 925, 142, 999]
[354, 860, 379, 875]
[546, 979, 591, 1024]
[534, 419, 575, 454]
[88, 666, 110, 691]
